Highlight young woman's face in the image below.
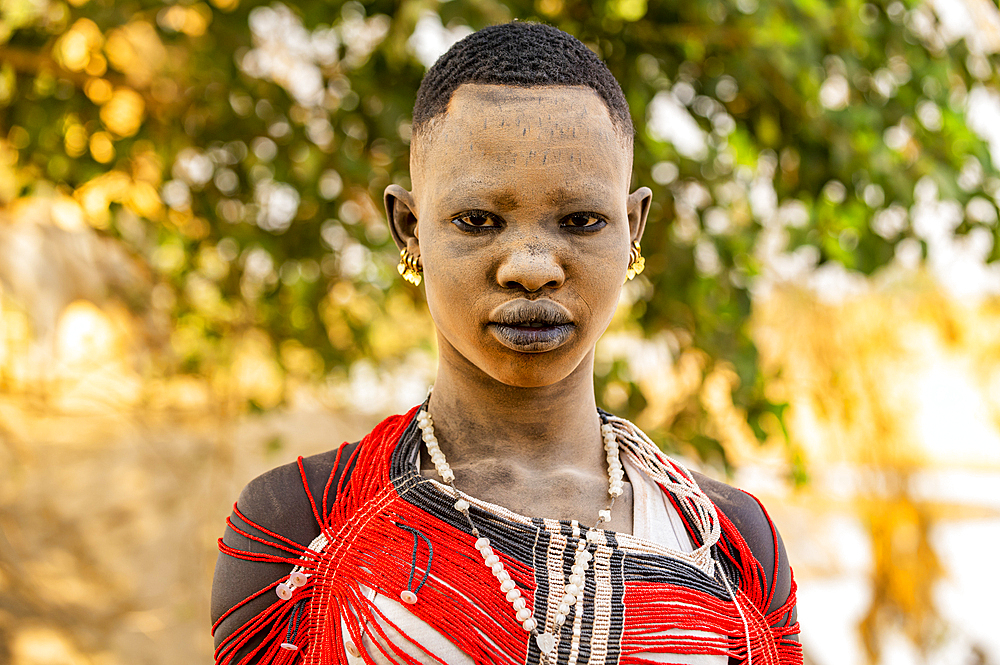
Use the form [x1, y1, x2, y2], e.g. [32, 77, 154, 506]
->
[390, 84, 650, 388]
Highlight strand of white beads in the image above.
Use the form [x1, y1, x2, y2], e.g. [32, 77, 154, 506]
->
[418, 410, 454, 483]
[603, 422, 626, 501]
[414, 408, 625, 660]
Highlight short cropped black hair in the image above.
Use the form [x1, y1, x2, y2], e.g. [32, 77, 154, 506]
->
[412, 22, 633, 137]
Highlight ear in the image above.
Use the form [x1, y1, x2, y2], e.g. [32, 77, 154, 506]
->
[384, 184, 419, 255]
[627, 187, 652, 244]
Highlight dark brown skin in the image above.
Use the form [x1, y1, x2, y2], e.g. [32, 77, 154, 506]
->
[385, 84, 651, 534]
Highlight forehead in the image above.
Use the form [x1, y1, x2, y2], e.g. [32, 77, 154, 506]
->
[412, 84, 632, 207]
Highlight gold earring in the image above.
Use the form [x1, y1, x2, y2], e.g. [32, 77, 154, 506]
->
[397, 247, 422, 286]
[626, 241, 645, 281]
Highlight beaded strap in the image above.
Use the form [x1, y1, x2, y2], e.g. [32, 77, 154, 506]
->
[416, 408, 636, 660]
[213, 406, 803, 665]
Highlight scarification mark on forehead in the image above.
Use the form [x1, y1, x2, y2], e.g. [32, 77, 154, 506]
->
[410, 85, 633, 194]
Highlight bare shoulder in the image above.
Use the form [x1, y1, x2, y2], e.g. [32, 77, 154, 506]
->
[691, 471, 793, 616]
[234, 448, 344, 532]
[211, 444, 356, 650]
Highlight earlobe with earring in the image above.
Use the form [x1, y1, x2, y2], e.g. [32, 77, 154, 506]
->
[398, 247, 423, 286]
[626, 241, 645, 281]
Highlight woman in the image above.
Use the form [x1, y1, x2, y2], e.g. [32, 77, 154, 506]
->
[212, 22, 800, 665]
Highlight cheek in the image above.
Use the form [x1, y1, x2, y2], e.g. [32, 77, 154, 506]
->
[576, 232, 629, 291]
[422, 248, 486, 333]
[576, 247, 629, 331]
[421, 223, 498, 296]
[586, 274, 624, 327]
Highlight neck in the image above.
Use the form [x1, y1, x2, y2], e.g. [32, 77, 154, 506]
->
[426, 349, 604, 474]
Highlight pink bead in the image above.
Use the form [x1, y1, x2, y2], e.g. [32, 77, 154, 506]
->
[276, 583, 293, 600]
[400, 590, 418, 604]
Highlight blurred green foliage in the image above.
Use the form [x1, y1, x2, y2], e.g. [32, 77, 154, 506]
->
[1, 0, 998, 461]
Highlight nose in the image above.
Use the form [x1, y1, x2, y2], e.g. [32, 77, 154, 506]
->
[495, 243, 565, 292]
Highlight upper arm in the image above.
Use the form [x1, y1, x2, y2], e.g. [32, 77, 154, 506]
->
[211, 447, 352, 657]
[692, 472, 797, 628]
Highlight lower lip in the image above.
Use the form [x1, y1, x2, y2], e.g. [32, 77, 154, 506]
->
[488, 323, 574, 353]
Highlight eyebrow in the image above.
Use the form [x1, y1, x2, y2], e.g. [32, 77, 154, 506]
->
[488, 188, 520, 213]
[544, 187, 585, 208]
[438, 187, 520, 213]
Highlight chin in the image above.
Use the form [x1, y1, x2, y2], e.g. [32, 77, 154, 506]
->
[480, 346, 591, 389]
[437, 328, 597, 390]
[494, 372, 566, 389]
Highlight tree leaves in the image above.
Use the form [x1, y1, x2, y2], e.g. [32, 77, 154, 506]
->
[1, 0, 998, 463]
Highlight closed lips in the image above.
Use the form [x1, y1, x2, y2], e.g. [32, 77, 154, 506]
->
[490, 300, 572, 328]
[487, 300, 575, 353]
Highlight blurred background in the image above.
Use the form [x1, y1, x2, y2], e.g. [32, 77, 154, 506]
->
[1, 0, 999, 663]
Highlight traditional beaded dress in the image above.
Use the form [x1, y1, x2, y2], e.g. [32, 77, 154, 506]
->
[214, 406, 801, 665]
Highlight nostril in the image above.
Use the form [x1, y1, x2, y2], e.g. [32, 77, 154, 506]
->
[502, 276, 562, 292]
[496, 248, 566, 292]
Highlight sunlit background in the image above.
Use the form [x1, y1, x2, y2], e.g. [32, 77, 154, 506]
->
[2, 0, 1000, 663]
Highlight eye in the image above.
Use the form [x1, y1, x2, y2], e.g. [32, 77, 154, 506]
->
[452, 211, 502, 231]
[562, 213, 606, 231]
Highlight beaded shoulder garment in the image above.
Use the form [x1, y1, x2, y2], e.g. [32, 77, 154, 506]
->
[214, 405, 802, 665]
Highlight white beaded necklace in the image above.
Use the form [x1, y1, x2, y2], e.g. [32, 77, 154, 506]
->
[414, 408, 625, 660]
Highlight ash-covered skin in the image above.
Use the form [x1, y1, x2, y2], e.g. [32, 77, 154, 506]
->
[212, 46, 797, 662]
[385, 84, 651, 533]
